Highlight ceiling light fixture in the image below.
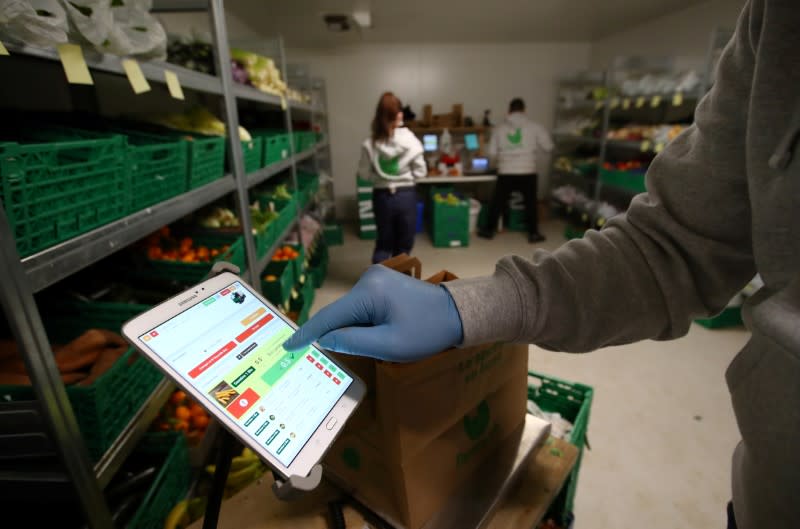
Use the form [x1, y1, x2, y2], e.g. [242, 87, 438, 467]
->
[352, 10, 372, 29]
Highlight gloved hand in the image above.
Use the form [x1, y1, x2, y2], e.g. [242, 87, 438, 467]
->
[283, 265, 463, 362]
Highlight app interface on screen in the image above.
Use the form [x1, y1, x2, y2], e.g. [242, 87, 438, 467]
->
[140, 281, 352, 467]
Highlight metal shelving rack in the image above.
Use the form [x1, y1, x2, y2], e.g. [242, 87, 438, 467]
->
[550, 56, 706, 234]
[0, 1, 328, 527]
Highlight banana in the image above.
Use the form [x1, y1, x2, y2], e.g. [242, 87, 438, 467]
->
[163, 500, 190, 529]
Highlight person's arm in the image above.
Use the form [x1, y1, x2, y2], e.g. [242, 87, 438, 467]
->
[356, 143, 373, 182]
[446, 1, 759, 351]
[410, 151, 428, 179]
[534, 123, 554, 153]
[285, 1, 760, 362]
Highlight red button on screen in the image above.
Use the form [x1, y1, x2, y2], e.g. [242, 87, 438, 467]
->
[228, 388, 259, 419]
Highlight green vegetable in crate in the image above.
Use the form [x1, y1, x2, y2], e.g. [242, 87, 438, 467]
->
[271, 184, 293, 200]
[249, 206, 278, 234]
[434, 192, 464, 206]
[199, 207, 240, 229]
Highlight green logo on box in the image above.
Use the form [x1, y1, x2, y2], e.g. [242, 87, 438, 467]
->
[462, 400, 490, 441]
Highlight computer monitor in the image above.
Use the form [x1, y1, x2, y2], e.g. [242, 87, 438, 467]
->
[423, 134, 438, 152]
[464, 133, 479, 151]
[471, 157, 489, 172]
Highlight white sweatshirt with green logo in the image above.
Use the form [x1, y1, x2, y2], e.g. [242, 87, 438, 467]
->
[489, 112, 553, 175]
[357, 127, 426, 189]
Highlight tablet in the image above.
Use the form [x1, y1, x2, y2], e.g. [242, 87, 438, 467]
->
[122, 271, 365, 480]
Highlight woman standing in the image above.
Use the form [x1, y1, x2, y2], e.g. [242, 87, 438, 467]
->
[358, 92, 426, 263]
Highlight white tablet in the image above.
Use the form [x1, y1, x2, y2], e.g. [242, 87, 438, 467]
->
[122, 271, 365, 480]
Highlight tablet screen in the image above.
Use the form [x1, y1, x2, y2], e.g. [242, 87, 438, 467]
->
[139, 281, 352, 467]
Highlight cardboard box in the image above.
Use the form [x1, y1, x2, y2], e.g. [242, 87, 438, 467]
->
[324, 256, 529, 528]
[325, 370, 528, 529]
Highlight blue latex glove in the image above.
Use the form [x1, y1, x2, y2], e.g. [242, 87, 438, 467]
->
[283, 265, 464, 362]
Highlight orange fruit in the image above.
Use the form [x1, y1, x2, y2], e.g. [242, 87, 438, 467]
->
[175, 405, 191, 421]
[192, 414, 210, 429]
[170, 390, 187, 406]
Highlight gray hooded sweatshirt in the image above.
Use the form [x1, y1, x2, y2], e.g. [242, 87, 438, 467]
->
[445, 2, 799, 527]
[357, 127, 426, 190]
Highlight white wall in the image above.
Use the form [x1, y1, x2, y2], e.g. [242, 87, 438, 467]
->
[292, 43, 591, 217]
[591, 0, 745, 72]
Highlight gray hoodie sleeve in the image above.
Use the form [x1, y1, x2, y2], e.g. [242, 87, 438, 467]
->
[445, 1, 759, 351]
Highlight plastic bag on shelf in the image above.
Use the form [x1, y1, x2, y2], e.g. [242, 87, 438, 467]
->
[63, 0, 166, 59]
[0, 0, 69, 48]
[102, 0, 167, 60]
[63, 0, 113, 47]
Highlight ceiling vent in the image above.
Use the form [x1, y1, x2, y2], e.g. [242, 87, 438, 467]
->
[323, 14, 351, 32]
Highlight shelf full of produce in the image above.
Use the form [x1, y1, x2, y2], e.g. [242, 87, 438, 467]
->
[254, 202, 315, 275]
[5, 43, 224, 96]
[22, 175, 236, 294]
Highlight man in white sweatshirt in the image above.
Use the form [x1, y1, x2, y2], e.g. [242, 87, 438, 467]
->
[480, 98, 554, 242]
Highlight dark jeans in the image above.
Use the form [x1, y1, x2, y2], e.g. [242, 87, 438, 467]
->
[727, 501, 737, 529]
[372, 187, 417, 264]
[486, 173, 539, 236]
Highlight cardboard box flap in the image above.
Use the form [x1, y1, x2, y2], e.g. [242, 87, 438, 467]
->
[380, 254, 422, 279]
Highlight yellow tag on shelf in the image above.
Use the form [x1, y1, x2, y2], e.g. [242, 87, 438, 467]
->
[57, 44, 93, 85]
[280, 95, 287, 110]
[121, 59, 151, 94]
[673, 92, 684, 106]
[635, 96, 646, 108]
[622, 98, 631, 110]
[610, 97, 620, 109]
[0, 41, 9, 56]
[651, 95, 662, 107]
[654, 142, 665, 153]
[164, 70, 185, 100]
[640, 140, 652, 152]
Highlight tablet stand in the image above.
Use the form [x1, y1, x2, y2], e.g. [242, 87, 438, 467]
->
[200, 262, 324, 529]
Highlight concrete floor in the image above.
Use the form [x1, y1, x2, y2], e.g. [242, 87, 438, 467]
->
[311, 219, 749, 529]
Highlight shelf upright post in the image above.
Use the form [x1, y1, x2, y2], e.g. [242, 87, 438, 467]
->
[0, 205, 113, 529]
[209, 0, 260, 291]
[278, 37, 304, 239]
[595, 69, 613, 201]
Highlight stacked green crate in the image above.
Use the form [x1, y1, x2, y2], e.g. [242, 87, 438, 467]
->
[528, 371, 593, 525]
[240, 137, 263, 174]
[296, 171, 320, 208]
[430, 192, 469, 247]
[257, 130, 291, 167]
[357, 175, 376, 240]
[120, 131, 188, 212]
[0, 130, 128, 256]
[506, 191, 527, 232]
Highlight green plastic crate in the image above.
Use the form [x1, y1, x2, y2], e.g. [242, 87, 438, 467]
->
[241, 138, 263, 174]
[0, 134, 128, 257]
[185, 135, 226, 189]
[598, 168, 646, 194]
[528, 371, 593, 525]
[695, 305, 743, 328]
[323, 224, 344, 246]
[308, 243, 329, 288]
[506, 208, 527, 232]
[260, 132, 291, 166]
[296, 171, 320, 208]
[138, 233, 245, 285]
[0, 299, 163, 461]
[254, 221, 278, 259]
[564, 225, 586, 240]
[431, 198, 469, 248]
[127, 432, 191, 529]
[289, 281, 315, 325]
[126, 135, 188, 212]
[262, 259, 295, 309]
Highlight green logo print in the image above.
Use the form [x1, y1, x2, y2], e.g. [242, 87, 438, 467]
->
[462, 400, 491, 441]
[507, 128, 522, 145]
[378, 155, 400, 175]
[342, 446, 361, 470]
